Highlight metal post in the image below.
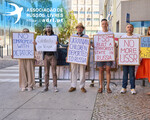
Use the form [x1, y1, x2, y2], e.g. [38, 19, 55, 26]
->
[7, 45, 8, 56]
[39, 66, 42, 87]
[142, 80, 145, 87]
[0, 46, 3, 58]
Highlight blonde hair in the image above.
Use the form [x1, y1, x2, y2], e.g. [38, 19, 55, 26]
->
[126, 23, 134, 28]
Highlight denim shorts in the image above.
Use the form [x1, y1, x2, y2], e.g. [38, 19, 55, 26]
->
[97, 61, 113, 67]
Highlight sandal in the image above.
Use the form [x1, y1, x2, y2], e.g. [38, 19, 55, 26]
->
[107, 88, 112, 93]
[98, 88, 103, 93]
[147, 92, 150, 96]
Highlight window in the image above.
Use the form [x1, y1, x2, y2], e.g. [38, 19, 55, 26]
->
[79, 18, 84, 21]
[94, 11, 100, 14]
[87, 11, 92, 14]
[0, 15, 2, 21]
[94, 18, 99, 21]
[80, 11, 85, 14]
[5, 1, 8, 7]
[87, 18, 91, 21]
[74, 11, 78, 14]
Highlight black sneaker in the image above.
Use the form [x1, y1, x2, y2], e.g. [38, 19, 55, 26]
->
[42, 88, 49, 93]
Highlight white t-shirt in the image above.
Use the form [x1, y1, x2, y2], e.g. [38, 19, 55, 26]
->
[120, 34, 139, 38]
[97, 31, 114, 35]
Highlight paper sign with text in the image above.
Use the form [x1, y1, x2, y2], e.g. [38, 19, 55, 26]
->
[12, 33, 34, 59]
[93, 34, 115, 61]
[118, 38, 140, 65]
[36, 36, 57, 51]
[67, 36, 90, 65]
[140, 36, 150, 58]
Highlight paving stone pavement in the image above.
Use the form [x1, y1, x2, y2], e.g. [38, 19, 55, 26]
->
[91, 83, 150, 120]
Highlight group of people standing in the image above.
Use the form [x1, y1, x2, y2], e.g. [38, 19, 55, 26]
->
[17, 19, 150, 95]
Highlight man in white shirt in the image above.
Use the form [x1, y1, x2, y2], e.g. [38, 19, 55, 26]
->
[68, 23, 89, 93]
[95, 19, 114, 93]
[120, 24, 139, 95]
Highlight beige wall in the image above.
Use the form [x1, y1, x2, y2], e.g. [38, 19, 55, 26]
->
[119, 0, 150, 32]
[63, 0, 104, 37]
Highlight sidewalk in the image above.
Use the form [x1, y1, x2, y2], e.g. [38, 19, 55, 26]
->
[0, 65, 150, 120]
[0, 56, 18, 69]
[0, 82, 97, 120]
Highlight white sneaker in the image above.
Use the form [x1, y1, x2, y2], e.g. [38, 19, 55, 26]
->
[131, 89, 136, 95]
[21, 88, 26, 92]
[54, 87, 59, 92]
[27, 87, 33, 92]
[120, 88, 127, 94]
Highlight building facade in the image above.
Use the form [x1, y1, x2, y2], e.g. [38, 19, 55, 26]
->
[104, 0, 150, 35]
[62, 0, 104, 38]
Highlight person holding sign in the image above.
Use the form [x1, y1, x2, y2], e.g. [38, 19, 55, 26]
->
[94, 19, 114, 93]
[136, 26, 150, 95]
[119, 24, 139, 95]
[18, 28, 35, 92]
[68, 23, 89, 93]
[41, 24, 59, 92]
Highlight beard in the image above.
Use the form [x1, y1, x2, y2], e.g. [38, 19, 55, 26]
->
[78, 31, 82, 34]
[47, 29, 51, 33]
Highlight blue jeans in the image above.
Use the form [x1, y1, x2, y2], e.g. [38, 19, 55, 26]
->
[122, 66, 135, 89]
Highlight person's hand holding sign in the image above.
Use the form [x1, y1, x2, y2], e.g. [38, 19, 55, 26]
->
[33, 41, 37, 45]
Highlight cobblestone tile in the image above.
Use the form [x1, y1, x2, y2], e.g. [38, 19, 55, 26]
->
[92, 85, 150, 120]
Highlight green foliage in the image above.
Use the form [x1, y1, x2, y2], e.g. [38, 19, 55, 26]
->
[31, 0, 52, 38]
[56, 4, 78, 44]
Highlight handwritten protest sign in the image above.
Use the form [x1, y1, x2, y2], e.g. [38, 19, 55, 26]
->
[36, 36, 57, 51]
[140, 36, 150, 58]
[12, 33, 34, 59]
[35, 51, 44, 66]
[67, 36, 90, 65]
[118, 38, 140, 65]
[93, 34, 115, 61]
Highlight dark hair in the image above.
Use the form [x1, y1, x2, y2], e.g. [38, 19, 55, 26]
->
[22, 28, 29, 33]
[147, 26, 150, 36]
[101, 19, 107, 22]
[45, 30, 54, 35]
[45, 24, 54, 35]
